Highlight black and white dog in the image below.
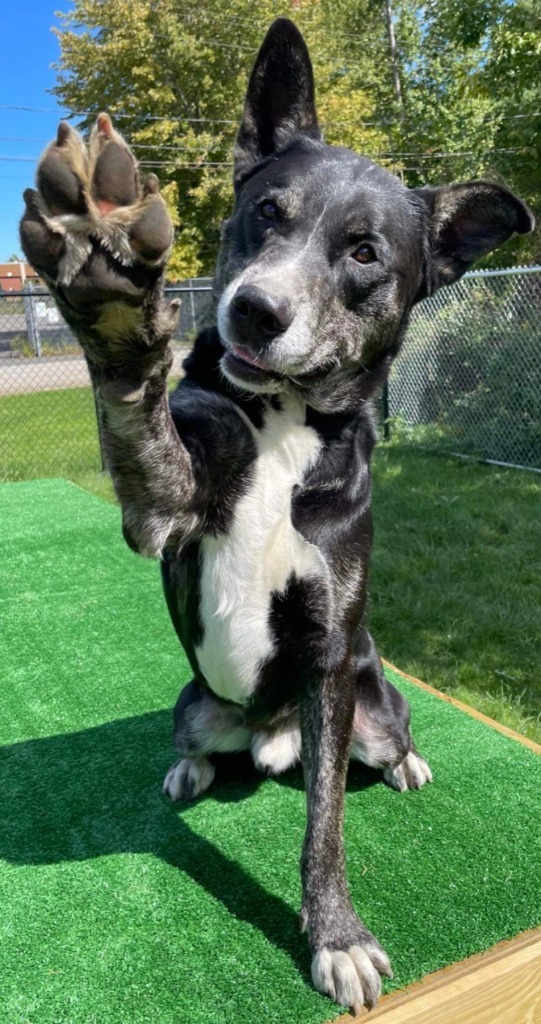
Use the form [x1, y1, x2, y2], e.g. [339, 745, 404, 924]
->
[20, 19, 533, 1014]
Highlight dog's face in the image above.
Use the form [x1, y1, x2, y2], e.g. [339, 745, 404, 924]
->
[216, 20, 533, 410]
[218, 145, 425, 405]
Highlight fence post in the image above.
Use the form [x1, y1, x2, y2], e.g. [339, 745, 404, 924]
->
[382, 381, 390, 440]
[93, 388, 106, 473]
[23, 286, 41, 357]
[188, 277, 197, 334]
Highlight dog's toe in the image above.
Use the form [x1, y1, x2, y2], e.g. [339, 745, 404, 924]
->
[384, 750, 433, 792]
[162, 757, 215, 802]
[312, 942, 392, 1014]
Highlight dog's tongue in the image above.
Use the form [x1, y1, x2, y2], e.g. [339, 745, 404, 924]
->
[231, 344, 269, 371]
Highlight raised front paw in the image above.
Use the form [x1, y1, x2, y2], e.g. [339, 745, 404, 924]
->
[20, 115, 175, 334]
[311, 935, 393, 1014]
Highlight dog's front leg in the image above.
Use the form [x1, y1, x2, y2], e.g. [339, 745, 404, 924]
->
[20, 116, 199, 558]
[300, 656, 393, 1014]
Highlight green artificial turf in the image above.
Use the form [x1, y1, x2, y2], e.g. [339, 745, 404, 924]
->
[1, 478, 541, 1024]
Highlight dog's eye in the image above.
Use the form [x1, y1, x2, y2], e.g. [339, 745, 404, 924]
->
[351, 243, 376, 264]
[260, 200, 278, 220]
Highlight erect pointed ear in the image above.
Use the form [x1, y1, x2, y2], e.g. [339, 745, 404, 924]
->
[234, 18, 321, 190]
[414, 181, 535, 297]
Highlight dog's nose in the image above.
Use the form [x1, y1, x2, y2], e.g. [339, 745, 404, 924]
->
[230, 285, 293, 341]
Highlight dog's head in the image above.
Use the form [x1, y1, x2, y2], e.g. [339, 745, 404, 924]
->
[216, 19, 534, 410]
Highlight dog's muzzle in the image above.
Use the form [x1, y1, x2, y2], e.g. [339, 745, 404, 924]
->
[230, 285, 294, 346]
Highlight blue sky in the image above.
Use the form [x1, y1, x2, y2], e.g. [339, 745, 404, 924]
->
[1, 2, 70, 260]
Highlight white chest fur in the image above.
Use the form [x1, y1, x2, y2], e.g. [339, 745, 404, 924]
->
[195, 395, 327, 703]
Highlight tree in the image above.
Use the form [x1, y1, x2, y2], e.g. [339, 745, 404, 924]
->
[53, 0, 387, 277]
[477, 0, 541, 263]
[52, 0, 540, 275]
[52, 0, 399, 277]
[389, 0, 540, 264]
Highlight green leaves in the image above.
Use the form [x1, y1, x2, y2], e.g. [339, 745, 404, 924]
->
[52, 0, 540, 275]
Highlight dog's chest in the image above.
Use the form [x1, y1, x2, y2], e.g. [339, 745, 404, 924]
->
[195, 396, 327, 703]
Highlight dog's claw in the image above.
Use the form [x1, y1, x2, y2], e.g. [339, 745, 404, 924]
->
[163, 757, 215, 802]
[143, 172, 161, 195]
[369, 946, 394, 980]
[97, 111, 114, 138]
[22, 187, 38, 209]
[384, 749, 433, 793]
[312, 942, 390, 1014]
[56, 121, 71, 147]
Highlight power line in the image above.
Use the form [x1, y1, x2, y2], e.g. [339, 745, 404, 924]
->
[0, 135, 52, 143]
[55, 19, 541, 69]
[73, 22, 400, 64]
[0, 143, 529, 167]
[176, 12, 390, 45]
[0, 104, 239, 124]
[0, 155, 234, 168]
[0, 135, 232, 154]
[2, 104, 540, 131]
[0, 107, 380, 128]
[91, 19, 504, 68]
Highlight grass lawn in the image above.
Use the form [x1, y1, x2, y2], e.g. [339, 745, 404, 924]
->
[370, 445, 541, 744]
[1, 386, 539, 743]
[0, 386, 114, 503]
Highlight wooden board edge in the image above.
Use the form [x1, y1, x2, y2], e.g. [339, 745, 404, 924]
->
[329, 926, 541, 1023]
[382, 657, 541, 756]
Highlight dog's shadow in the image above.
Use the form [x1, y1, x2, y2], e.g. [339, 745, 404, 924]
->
[0, 711, 381, 979]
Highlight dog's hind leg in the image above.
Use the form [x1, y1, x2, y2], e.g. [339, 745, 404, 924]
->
[351, 629, 432, 792]
[163, 681, 251, 802]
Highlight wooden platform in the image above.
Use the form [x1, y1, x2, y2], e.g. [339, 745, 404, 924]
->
[331, 661, 541, 1024]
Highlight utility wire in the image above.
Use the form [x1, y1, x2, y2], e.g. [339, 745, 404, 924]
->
[0, 146, 528, 166]
[0, 104, 239, 124]
[1, 105, 540, 131]
[53, 21, 541, 68]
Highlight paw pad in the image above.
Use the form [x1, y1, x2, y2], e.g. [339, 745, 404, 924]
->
[21, 114, 173, 289]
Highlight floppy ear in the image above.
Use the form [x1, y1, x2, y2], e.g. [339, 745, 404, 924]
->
[234, 18, 321, 190]
[414, 181, 535, 297]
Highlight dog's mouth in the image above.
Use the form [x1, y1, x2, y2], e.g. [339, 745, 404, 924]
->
[222, 343, 344, 395]
[222, 344, 286, 383]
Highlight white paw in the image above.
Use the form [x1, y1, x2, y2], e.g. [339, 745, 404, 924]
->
[162, 757, 215, 802]
[384, 749, 433, 792]
[251, 725, 301, 775]
[311, 943, 393, 1013]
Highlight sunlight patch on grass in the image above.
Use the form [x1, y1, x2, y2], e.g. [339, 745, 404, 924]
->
[370, 445, 541, 744]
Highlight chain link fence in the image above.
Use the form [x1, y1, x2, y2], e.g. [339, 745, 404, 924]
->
[0, 278, 213, 483]
[1, 267, 540, 484]
[389, 266, 541, 471]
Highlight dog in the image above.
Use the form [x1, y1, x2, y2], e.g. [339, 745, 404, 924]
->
[20, 18, 534, 1014]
